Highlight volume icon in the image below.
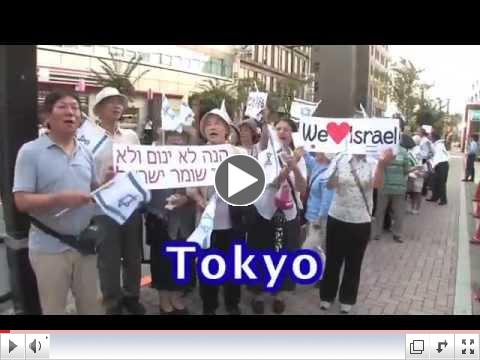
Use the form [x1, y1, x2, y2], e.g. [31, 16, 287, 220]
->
[29, 339, 41, 353]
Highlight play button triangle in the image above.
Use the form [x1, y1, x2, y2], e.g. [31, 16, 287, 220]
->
[9, 340, 17, 353]
[227, 162, 258, 198]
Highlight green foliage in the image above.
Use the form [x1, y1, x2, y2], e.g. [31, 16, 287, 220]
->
[91, 51, 150, 100]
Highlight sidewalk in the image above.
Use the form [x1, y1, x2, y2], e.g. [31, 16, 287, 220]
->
[464, 158, 480, 315]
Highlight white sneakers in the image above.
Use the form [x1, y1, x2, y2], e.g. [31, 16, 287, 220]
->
[320, 301, 331, 310]
[320, 301, 352, 313]
[340, 304, 352, 314]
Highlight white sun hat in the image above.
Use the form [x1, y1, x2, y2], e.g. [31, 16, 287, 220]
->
[93, 87, 128, 115]
[199, 107, 236, 139]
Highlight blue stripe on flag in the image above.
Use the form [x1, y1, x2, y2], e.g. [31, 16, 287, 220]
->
[92, 135, 109, 155]
[96, 192, 127, 223]
[128, 172, 148, 202]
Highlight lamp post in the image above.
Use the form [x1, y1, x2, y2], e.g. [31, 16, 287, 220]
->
[0, 45, 42, 314]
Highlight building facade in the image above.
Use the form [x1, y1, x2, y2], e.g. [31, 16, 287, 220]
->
[36, 45, 236, 131]
[469, 80, 480, 103]
[237, 45, 314, 102]
[311, 45, 389, 117]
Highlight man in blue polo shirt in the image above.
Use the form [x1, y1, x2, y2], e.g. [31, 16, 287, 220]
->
[13, 90, 101, 315]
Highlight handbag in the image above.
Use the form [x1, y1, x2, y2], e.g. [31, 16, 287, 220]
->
[229, 204, 259, 233]
[349, 161, 371, 220]
[30, 217, 105, 255]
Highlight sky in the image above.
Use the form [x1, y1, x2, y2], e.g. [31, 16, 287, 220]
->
[388, 45, 480, 115]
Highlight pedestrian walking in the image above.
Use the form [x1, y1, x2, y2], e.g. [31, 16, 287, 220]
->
[92, 87, 146, 315]
[13, 90, 101, 315]
[320, 149, 394, 313]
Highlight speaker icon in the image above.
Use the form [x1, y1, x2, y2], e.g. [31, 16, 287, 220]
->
[29, 339, 41, 354]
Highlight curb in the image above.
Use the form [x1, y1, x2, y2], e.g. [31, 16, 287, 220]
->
[454, 178, 473, 314]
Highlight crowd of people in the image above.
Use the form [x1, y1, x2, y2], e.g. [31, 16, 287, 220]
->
[11, 86, 456, 315]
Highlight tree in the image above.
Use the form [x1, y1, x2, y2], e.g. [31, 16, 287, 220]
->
[91, 51, 150, 99]
[387, 58, 425, 127]
[269, 78, 307, 115]
[188, 79, 237, 122]
[414, 97, 446, 133]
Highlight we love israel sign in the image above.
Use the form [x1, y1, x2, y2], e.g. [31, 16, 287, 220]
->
[296, 117, 400, 156]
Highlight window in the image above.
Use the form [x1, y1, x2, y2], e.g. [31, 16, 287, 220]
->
[302, 60, 306, 75]
[126, 50, 136, 59]
[272, 46, 277, 69]
[313, 62, 320, 72]
[172, 56, 182, 68]
[255, 45, 260, 63]
[192, 59, 203, 72]
[285, 51, 290, 73]
[138, 52, 150, 62]
[110, 46, 124, 57]
[223, 62, 233, 78]
[161, 54, 172, 66]
[263, 46, 268, 65]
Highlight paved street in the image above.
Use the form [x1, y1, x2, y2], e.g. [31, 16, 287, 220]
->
[0, 152, 474, 315]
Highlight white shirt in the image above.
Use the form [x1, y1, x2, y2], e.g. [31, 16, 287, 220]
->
[93, 125, 140, 217]
[431, 140, 449, 168]
[469, 140, 479, 155]
[328, 155, 377, 224]
[254, 156, 307, 222]
[419, 137, 433, 160]
[94, 125, 140, 184]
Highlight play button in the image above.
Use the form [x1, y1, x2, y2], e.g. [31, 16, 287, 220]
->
[215, 154, 266, 206]
[9, 340, 17, 353]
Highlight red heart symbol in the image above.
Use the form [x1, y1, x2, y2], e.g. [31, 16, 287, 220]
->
[326, 122, 351, 144]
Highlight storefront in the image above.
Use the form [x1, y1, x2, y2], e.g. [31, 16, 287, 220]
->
[462, 104, 480, 152]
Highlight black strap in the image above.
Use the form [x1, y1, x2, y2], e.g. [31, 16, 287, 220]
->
[277, 154, 303, 211]
[348, 161, 371, 218]
[29, 216, 80, 250]
[304, 166, 328, 200]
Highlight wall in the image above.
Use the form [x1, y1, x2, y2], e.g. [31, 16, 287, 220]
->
[313, 45, 358, 117]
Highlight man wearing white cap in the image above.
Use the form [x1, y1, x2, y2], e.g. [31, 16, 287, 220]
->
[186, 105, 246, 315]
[91, 87, 146, 315]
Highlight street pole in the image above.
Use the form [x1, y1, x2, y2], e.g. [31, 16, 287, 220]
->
[0, 45, 42, 314]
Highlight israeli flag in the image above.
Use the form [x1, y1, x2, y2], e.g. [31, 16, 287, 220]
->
[161, 94, 180, 131]
[94, 172, 151, 225]
[186, 195, 217, 249]
[76, 118, 109, 155]
[162, 95, 195, 133]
